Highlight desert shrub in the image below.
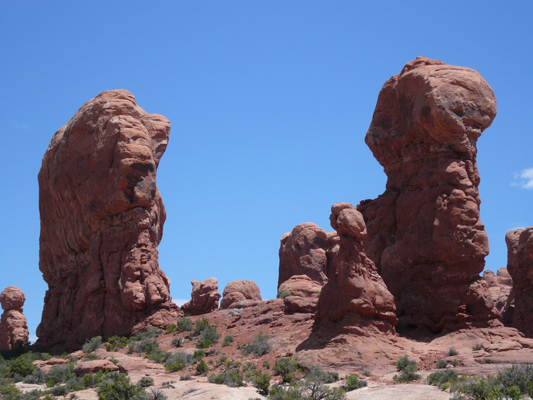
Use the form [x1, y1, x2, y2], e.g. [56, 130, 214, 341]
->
[450, 375, 502, 400]
[361, 368, 371, 376]
[0, 379, 22, 399]
[134, 327, 162, 342]
[428, 369, 458, 389]
[176, 317, 194, 332]
[22, 369, 47, 384]
[135, 339, 158, 354]
[83, 336, 103, 353]
[46, 364, 76, 387]
[165, 324, 176, 334]
[81, 370, 109, 388]
[242, 331, 271, 356]
[165, 351, 193, 372]
[192, 350, 205, 361]
[252, 370, 271, 395]
[393, 355, 420, 383]
[196, 360, 209, 375]
[436, 358, 458, 369]
[269, 385, 304, 400]
[343, 373, 367, 391]
[263, 360, 271, 369]
[180, 374, 192, 381]
[107, 336, 129, 351]
[222, 335, 235, 347]
[273, 357, 299, 384]
[277, 290, 291, 299]
[302, 365, 346, 400]
[472, 343, 484, 351]
[171, 337, 185, 348]
[196, 325, 221, 348]
[97, 372, 144, 400]
[83, 352, 100, 361]
[137, 377, 154, 388]
[448, 347, 459, 356]
[5, 354, 36, 379]
[193, 317, 211, 336]
[208, 369, 244, 387]
[49, 385, 69, 396]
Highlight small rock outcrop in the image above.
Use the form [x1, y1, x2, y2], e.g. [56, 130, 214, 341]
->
[220, 280, 262, 309]
[483, 268, 514, 324]
[0, 286, 29, 350]
[279, 275, 323, 314]
[314, 203, 397, 336]
[278, 223, 328, 288]
[37, 90, 178, 350]
[506, 228, 533, 337]
[358, 57, 500, 333]
[181, 278, 221, 315]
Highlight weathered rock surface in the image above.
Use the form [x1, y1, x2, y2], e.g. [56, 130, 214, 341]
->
[357, 57, 500, 333]
[312, 203, 397, 337]
[181, 278, 221, 315]
[483, 268, 513, 324]
[37, 90, 178, 350]
[0, 286, 29, 350]
[506, 227, 533, 337]
[278, 275, 322, 298]
[220, 280, 262, 309]
[74, 360, 120, 376]
[278, 223, 328, 288]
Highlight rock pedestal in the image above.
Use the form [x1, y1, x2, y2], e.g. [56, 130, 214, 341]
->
[358, 57, 500, 333]
[181, 278, 222, 315]
[37, 90, 178, 350]
[0, 286, 29, 350]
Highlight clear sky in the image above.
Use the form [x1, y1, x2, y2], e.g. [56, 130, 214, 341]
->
[1, 1, 532, 341]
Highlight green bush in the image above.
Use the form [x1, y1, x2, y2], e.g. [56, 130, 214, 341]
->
[427, 369, 458, 389]
[192, 350, 205, 361]
[83, 352, 100, 361]
[107, 336, 129, 350]
[134, 327, 162, 341]
[46, 364, 76, 387]
[495, 363, 533, 396]
[97, 372, 144, 400]
[269, 385, 304, 400]
[343, 373, 367, 391]
[472, 343, 484, 351]
[263, 360, 271, 369]
[196, 360, 209, 375]
[6, 354, 37, 378]
[208, 369, 244, 387]
[222, 335, 235, 347]
[83, 336, 103, 353]
[165, 352, 193, 372]
[448, 347, 459, 356]
[165, 324, 176, 334]
[242, 331, 271, 356]
[193, 317, 211, 336]
[171, 337, 184, 348]
[137, 377, 154, 388]
[277, 290, 291, 299]
[273, 357, 299, 383]
[176, 317, 194, 332]
[393, 355, 420, 383]
[361, 369, 371, 376]
[252, 370, 271, 395]
[196, 326, 221, 348]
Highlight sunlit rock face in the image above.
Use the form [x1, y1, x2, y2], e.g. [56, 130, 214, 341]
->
[357, 57, 501, 333]
[37, 90, 178, 351]
[0, 286, 29, 350]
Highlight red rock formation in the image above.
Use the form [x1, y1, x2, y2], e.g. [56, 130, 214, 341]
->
[181, 278, 221, 315]
[506, 228, 533, 337]
[220, 280, 262, 309]
[314, 203, 397, 336]
[37, 90, 178, 350]
[357, 57, 500, 333]
[278, 223, 328, 288]
[0, 286, 29, 350]
[279, 275, 322, 314]
[483, 268, 514, 325]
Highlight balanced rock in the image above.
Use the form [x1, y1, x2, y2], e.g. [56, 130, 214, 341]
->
[220, 280, 262, 309]
[181, 278, 221, 315]
[278, 223, 328, 288]
[314, 203, 397, 336]
[357, 57, 500, 333]
[37, 90, 178, 350]
[506, 228, 533, 336]
[0, 286, 29, 350]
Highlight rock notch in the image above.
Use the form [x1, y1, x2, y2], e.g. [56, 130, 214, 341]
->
[357, 57, 500, 333]
[0, 286, 29, 350]
[37, 90, 178, 350]
[313, 203, 397, 336]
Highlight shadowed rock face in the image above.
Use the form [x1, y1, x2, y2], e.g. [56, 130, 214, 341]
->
[0, 286, 29, 350]
[506, 228, 533, 337]
[357, 57, 500, 333]
[37, 90, 178, 350]
[314, 203, 397, 337]
[278, 223, 328, 288]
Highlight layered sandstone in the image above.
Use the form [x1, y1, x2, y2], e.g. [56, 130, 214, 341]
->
[181, 278, 221, 315]
[220, 280, 262, 309]
[37, 90, 178, 350]
[0, 286, 29, 350]
[358, 57, 500, 333]
[314, 203, 397, 336]
[483, 268, 514, 324]
[279, 275, 323, 314]
[278, 223, 328, 288]
[506, 228, 533, 337]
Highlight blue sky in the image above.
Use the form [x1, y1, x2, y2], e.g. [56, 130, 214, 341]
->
[1, 1, 532, 340]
